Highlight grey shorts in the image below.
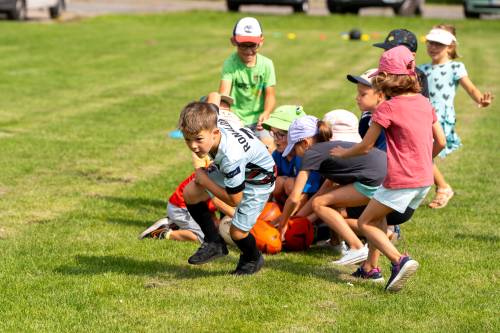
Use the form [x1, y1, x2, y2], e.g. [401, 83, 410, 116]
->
[167, 202, 204, 242]
[247, 123, 273, 140]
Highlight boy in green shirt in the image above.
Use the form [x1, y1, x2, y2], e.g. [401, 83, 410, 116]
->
[219, 17, 276, 151]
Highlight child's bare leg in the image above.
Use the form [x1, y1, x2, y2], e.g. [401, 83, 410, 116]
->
[430, 164, 454, 208]
[272, 176, 288, 204]
[345, 218, 360, 234]
[169, 230, 200, 242]
[312, 185, 369, 250]
[362, 244, 382, 272]
[295, 180, 335, 222]
[357, 200, 400, 263]
[433, 164, 449, 189]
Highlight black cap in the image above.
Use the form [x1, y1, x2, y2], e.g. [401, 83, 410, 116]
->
[373, 29, 418, 52]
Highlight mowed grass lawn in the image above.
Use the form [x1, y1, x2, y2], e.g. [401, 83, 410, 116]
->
[0, 11, 498, 332]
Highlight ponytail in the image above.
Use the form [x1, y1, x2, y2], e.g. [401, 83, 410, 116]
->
[314, 120, 332, 143]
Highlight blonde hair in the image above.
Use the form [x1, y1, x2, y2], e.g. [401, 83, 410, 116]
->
[372, 72, 421, 97]
[434, 24, 459, 59]
[178, 102, 218, 136]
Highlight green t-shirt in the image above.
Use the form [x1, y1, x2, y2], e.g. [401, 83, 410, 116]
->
[221, 53, 276, 125]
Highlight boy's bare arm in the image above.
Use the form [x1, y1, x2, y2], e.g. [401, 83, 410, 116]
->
[263, 86, 276, 118]
[194, 168, 243, 207]
[219, 80, 232, 95]
[211, 197, 235, 218]
[330, 122, 381, 158]
[278, 170, 309, 238]
[206, 92, 222, 106]
[256, 86, 276, 130]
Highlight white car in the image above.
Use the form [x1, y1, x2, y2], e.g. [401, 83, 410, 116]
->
[0, 0, 65, 20]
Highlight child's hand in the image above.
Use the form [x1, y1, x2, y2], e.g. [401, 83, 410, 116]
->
[330, 146, 347, 158]
[256, 114, 270, 131]
[194, 168, 209, 187]
[278, 221, 288, 242]
[478, 92, 493, 108]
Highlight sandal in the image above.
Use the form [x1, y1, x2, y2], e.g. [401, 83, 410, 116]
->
[428, 187, 454, 209]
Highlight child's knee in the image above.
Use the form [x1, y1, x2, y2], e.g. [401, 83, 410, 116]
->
[230, 224, 248, 241]
[311, 196, 322, 213]
[183, 181, 207, 204]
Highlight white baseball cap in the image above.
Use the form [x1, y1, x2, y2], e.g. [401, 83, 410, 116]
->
[323, 109, 362, 143]
[233, 17, 263, 44]
[425, 28, 457, 46]
[346, 68, 378, 87]
[282, 115, 319, 157]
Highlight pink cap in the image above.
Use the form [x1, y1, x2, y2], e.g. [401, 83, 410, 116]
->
[369, 45, 416, 77]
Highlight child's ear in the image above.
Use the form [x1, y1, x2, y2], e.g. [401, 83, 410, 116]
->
[212, 127, 220, 136]
[230, 37, 237, 46]
[259, 37, 264, 46]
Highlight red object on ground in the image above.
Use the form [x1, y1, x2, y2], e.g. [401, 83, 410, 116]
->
[284, 217, 314, 251]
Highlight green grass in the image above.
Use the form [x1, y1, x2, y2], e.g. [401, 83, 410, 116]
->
[0, 12, 499, 332]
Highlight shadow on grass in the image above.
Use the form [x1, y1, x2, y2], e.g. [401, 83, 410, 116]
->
[266, 254, 386, 293]
[266, 256, 345, 283]
[55, 255, 229, 278]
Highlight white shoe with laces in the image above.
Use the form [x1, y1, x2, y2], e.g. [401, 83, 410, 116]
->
[332, 243, 368, 265]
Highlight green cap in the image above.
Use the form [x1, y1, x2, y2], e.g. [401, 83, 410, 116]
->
[262, 105, 306, 131]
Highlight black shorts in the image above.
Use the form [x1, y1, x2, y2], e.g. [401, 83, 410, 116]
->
[345, 206, 415, 226]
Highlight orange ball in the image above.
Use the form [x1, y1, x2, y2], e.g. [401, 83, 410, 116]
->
[284, 217, 314, 251]
[250, 219, 282, 254]
[258, 202, 282, 223]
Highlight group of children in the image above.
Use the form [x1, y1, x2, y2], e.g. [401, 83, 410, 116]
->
[140, 17, 492, 292]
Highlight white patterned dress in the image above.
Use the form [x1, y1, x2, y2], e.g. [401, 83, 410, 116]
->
[418, 61, 468, 157]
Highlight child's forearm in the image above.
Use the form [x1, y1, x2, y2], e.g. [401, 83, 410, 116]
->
[432, 122, 446, 158]
[334, 122, 380, 158]
[340, 143, 371, 158]
[280, 195, 299, 230]
[263, 87, 276, 117]
[212, 197, 235, 218]
[201, 178, 237, 207]
[460, 76, 486, 105]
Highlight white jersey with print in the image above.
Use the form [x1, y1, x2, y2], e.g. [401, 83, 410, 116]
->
[209, 118, 275, 197]
[206, 119, 275, 232]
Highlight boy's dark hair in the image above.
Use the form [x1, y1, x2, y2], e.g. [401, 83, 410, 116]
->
[372, 72, 421, 97]
[178, 102, 218, 136]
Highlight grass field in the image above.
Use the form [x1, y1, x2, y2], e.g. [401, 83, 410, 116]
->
[0, 11, 499, 332]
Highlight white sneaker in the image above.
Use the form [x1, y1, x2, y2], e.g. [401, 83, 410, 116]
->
[331, 241, 348, 256]
[316, 239, 348, 256]
[332, 244, 368, 265]
[138, 217, 170, 239]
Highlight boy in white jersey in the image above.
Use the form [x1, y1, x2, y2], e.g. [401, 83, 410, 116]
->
[179, 102, 276, 275]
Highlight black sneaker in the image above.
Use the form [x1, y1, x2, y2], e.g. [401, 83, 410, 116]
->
[231, 253, 264, 276]
[385, 255, 419, 292]
[188, 240, 228, 265]
[138, 218, 170, 239]
[351, 266, 384, 283]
